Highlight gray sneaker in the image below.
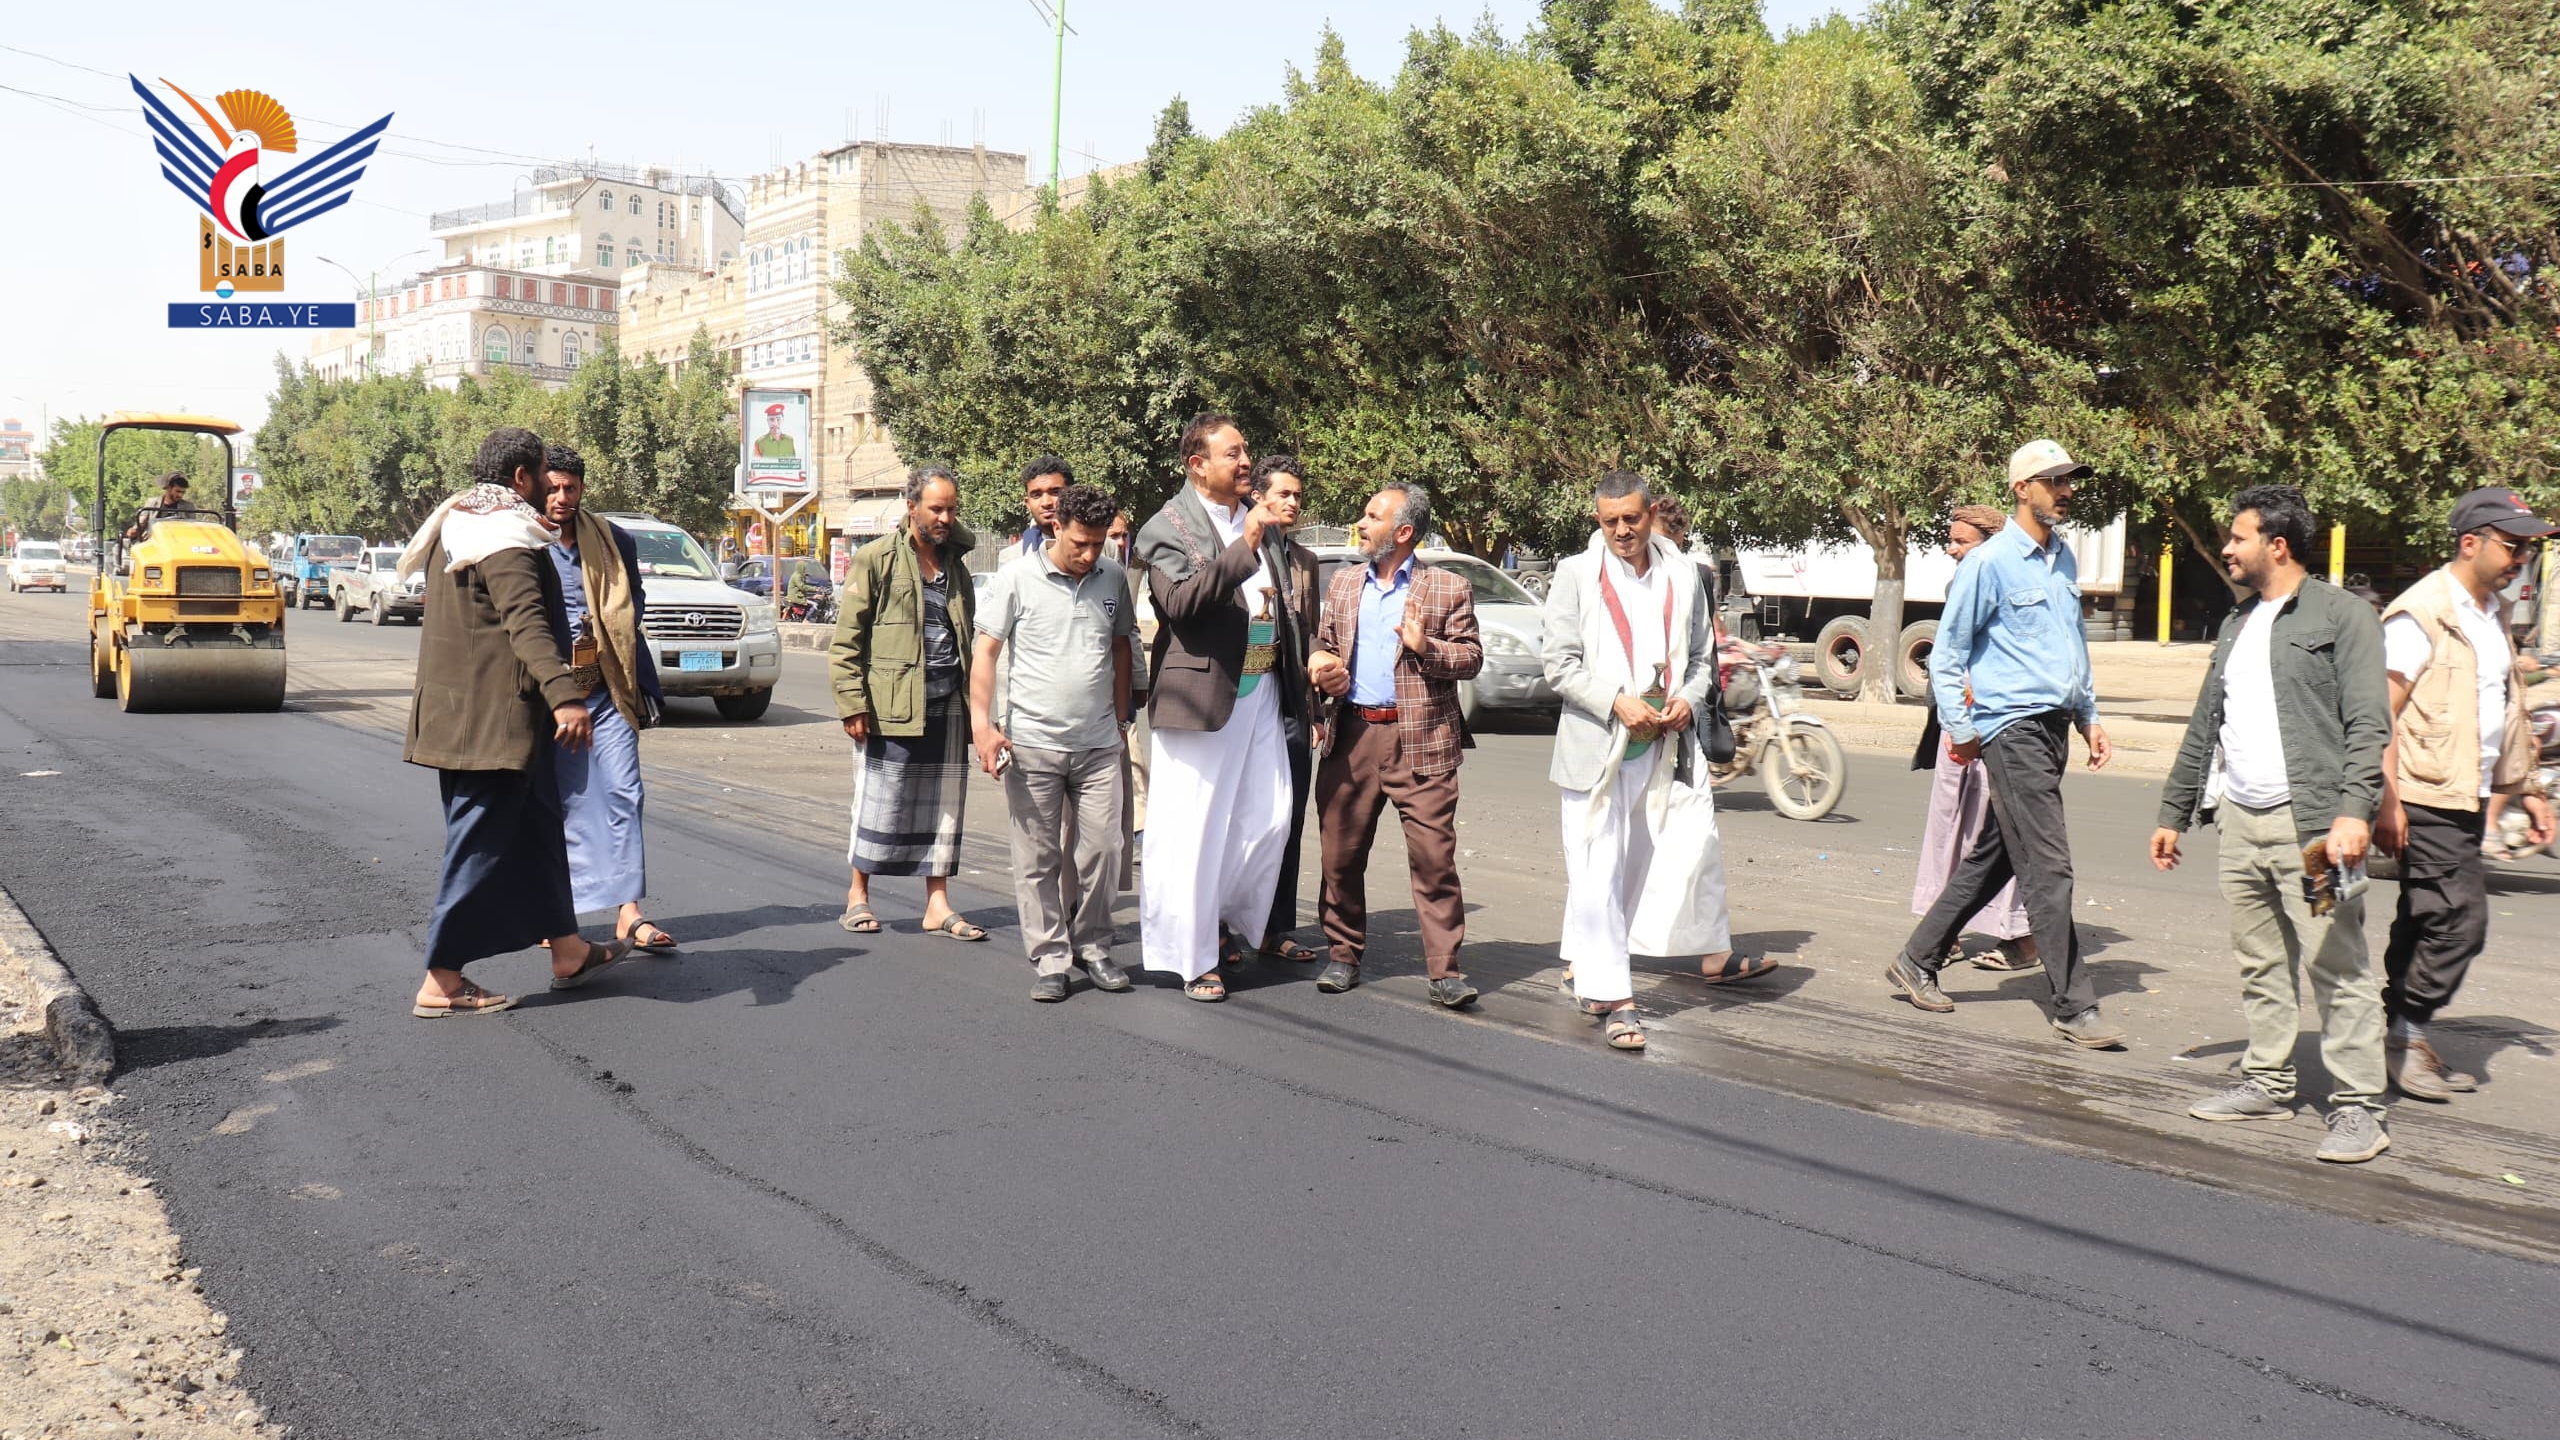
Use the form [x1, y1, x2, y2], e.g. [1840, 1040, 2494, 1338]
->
[2188, 1080, 2294, 1123]
[2317, 1107, 2390, 1164]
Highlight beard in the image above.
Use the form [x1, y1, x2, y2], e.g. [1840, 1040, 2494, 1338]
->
[1358, 528, 1395, 563]
[2032, 503, 2066, 533]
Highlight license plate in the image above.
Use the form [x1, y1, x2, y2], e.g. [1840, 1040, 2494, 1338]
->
[679, 650, 722, 672]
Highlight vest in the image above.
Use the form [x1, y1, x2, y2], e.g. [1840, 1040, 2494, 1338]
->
[2379, 566, 2533, 812]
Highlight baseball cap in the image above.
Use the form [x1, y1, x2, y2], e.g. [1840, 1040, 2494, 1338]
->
[2447, 486, 2557, 539]
[2007, 439, 2090, 487]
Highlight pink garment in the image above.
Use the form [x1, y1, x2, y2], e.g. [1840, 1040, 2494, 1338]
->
[1911, 740, 2033, 940]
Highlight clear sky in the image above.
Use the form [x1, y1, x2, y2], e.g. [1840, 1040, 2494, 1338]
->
[0, 1, 1850, 443]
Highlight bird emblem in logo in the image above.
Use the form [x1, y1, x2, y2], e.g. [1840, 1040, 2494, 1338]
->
[130, 75, 393, 297]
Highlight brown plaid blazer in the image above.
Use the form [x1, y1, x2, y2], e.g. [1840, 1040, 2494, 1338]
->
[1313, 560, 1482, 774]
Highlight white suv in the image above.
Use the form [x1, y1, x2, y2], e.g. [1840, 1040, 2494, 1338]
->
[606, 514, 783, 721]
[7, 541, 67, 594]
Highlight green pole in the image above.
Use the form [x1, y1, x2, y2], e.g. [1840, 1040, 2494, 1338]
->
[1048, 1, 1065, 196]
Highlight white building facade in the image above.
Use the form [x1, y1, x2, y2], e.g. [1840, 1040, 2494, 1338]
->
[309, 162, 744, 392]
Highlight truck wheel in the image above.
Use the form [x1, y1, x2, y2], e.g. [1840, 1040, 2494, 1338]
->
[713, 689, 774, 722]
[370, 593, 387, 625]
[1894, 620, 1938, 701]
[1813, 617, 1868, 699]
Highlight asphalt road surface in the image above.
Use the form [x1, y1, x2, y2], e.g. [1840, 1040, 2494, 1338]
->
[2, 593, 2556, 1439]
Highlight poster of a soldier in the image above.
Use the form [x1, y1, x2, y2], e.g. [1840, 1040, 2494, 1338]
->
[741, 388, 812, 490]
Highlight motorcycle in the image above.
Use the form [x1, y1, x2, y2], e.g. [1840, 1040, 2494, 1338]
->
[1709, 631, 1847, 820]
[781, 590, 837, 626]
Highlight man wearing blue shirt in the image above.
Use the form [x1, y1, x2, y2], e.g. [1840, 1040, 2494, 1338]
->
[1884, 439, 2125, 1049]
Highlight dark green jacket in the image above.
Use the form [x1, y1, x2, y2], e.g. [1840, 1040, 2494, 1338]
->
[828, 522, 977, 735]
[2158, 576, 2391, 844]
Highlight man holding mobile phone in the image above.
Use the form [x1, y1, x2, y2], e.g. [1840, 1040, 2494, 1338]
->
[2151, 485, 2393, 1163]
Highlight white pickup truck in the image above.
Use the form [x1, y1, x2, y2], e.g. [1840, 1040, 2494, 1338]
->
[329, 546, 425, 625]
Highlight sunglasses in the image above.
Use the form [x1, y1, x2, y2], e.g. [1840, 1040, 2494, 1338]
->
[2476, 528, 2546, 563]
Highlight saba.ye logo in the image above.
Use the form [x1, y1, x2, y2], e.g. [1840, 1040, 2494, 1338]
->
[130, 75, 393, 328]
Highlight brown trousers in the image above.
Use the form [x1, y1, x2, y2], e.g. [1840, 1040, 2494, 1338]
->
[1316, 711, 1465, 977]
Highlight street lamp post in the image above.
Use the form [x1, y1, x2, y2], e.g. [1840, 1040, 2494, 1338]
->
[315, 248, 434, 379]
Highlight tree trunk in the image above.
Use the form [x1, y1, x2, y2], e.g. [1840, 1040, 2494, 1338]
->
[1848, 507, 1908, 706]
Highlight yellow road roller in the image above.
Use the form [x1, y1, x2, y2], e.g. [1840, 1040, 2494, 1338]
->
[86, 413, 288, 713]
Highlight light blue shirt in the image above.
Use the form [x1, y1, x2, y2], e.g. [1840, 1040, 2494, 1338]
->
[1931, 521, 2096, 745]
[1352, 555, 1415, 707]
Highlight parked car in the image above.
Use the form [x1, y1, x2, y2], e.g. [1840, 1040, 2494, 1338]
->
[1305, 547, 1557, 726]
[729, 555, 834, 601]
[328, 546, 424, 625]
[7, 540, 68, 593]
[604, 514, 784, 721]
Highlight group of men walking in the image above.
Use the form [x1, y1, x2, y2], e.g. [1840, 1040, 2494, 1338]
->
[399, 419, 2553, 1160]
[1893, 443, 2554, 1164]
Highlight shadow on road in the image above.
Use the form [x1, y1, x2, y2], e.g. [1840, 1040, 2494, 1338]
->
[515, 941, 855, 1011]
[113, 1014, 345, 1074]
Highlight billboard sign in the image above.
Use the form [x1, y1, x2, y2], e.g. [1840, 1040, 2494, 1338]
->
[740, 388, 813, 495]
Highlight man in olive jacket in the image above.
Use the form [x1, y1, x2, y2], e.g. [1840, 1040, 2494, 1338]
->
[830, 465, 985, 939]
[403, 427, 631, 1018]
[2149, 486, 2392, 1163]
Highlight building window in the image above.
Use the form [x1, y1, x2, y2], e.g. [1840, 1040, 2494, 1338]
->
[595, 234, 614, 267]
[624, 246, 639, 268]
[545, 236, 558, 264]
[484, 326, 510, 365]
[494, 276, 512, 299]
[599, 189, 614, 211]
[552, 283, 568, 305]
[518, 243, 534, 267]
[563, 332, 581, 368]
[522, 331, 539, 365]
[628, 193, 641, 215]
[575, 285, 591, 309]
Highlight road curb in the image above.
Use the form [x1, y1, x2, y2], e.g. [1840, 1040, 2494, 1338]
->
[0, 882, 114, 1084]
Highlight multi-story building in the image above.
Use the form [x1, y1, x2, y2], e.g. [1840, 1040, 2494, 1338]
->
[619, 141, 1029, 548]
[0, 416, 35, 482]
[308, 162, 744, 392]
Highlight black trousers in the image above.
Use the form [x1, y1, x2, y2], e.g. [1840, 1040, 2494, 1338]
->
[1265, 716, 1314, 942]
[2382, 801, 2490, 1025]
[1896, 711, 2098, 1019]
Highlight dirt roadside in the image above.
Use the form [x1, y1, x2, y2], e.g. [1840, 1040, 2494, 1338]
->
[0, 943, 274, 1440]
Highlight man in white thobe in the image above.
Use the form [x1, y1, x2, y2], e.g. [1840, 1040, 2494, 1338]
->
[1541, 471, 1736, 1051]
[1131, 413, 1305, 1000]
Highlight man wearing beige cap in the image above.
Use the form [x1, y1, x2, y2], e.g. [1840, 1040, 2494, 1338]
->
[1884, 439, 2125, 1049]
[2374, 486, 2559, 1100]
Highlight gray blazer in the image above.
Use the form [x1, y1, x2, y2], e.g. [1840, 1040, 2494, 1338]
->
[1540, 544, 1717, 791]
[1135, 484, 1312, 734]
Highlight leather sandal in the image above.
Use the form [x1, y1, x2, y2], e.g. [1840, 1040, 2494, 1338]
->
[1605, 1006, 1647, 1051]
[413, 982, 517, 1018]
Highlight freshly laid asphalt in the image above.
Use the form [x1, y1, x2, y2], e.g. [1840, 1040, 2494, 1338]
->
[2, 606, 2557, 1438]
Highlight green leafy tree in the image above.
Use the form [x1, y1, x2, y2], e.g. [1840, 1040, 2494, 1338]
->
[1, 477, 72, 541]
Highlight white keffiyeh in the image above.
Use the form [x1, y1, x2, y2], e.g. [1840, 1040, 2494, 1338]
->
[397, 483, 557, 581]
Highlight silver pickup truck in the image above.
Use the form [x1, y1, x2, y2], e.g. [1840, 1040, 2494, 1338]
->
[329, 546, 425, 625]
